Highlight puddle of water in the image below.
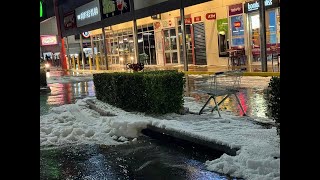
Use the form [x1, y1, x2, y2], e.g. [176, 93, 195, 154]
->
[185, 75, 270, 119]
[40, 81, 95, 116]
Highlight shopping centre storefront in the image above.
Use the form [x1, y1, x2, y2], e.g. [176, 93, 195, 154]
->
[59, 0, 280, 70]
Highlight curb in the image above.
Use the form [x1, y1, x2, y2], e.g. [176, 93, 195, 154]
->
[182, 71, 280, 77]
[69, 69, 280, 77]
[144, 125, 239, 156]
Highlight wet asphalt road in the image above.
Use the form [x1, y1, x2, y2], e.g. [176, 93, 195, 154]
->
[40, 137, 239, 180]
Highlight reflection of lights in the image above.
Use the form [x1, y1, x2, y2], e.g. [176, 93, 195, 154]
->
[84, 82, 88, 93]
[46, 72, 50, 78]
[77, 82, 81, 95]
[237, 92, 247, 116]
[88, 81, 95, 97]
[251, 14, 260, 29]
[143, 32, 152, 35]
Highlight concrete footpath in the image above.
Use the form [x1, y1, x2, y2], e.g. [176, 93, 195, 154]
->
[65, 64, 280, 77]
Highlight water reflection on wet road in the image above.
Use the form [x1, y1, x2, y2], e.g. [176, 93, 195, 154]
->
[40, 137, 239, 180]
[185, 75, 270, 118]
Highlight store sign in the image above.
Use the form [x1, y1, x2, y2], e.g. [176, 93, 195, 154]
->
[217, 18, 228, 34]
[41, 35, 58, 46]
[82, 32, 90, 38]
[75, 0, 101, 27]
[64, 11, 76, 30]
[229, 3, 243, 16]
[194, 16, 201, 22]
[185, 18, 192, 24]
[206, 13, 216, 20]
[134, 0, 168, 10]
[40, 1, 43, 17]
[162, 19, 175, 28]
[234, 21, 241, 28]
[244, 0, 280, 13]
[101, 0, 130, 19]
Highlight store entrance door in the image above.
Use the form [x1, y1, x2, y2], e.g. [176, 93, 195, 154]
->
[163, 28, 179, 64]
[248, 9, 280, 63]
[193, 22, 207, 65]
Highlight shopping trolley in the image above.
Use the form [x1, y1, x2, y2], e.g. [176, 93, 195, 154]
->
[198, 68, 246, 117]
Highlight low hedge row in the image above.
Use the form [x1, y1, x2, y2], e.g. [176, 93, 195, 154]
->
[40, 69, 47, 87]
[93, 71, 185, 114]
[267, 76, 280, 135]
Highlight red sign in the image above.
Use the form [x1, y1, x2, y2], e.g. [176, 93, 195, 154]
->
[234, 21, 241, 28]
[185, 18, 192, 24]
[206, 13, 216, 20]
[194, 16, 201, 22]
[229, 3, 243, 16]
[40, 35, 58, 46]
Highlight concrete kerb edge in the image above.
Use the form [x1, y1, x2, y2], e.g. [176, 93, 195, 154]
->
[145, 124, 239, 156]
[68, 69, 280, 76]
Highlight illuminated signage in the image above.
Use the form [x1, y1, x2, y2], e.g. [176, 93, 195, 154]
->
[229, 3, 243, 16]
[75, 0, 101, 27]
[41, 35, 58, 46]
[185, 18, 192, 24]
[206, 13, 216, 20]
[82, 32, 90, 38]
[234, 22, 241, 28]
[194, 16, 201, 22]
[101, 0, 131, 19]
[244, 0, 280, 13]
[40, 1, 43, 17]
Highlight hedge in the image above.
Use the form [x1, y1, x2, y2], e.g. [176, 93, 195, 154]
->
[93, 70, 185, 114]
[40, 69, 47, 87]
[267, 76, 280, 135]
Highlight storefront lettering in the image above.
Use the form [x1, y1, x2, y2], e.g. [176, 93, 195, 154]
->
[41, 36, 58, 46]
[194, 16, 201, 22]
[185, 18, 192, 24]
[229, 3, 243, 16]
[247, 0, 275, 12]
[77, 7, 99, 21]
[230, 7, 241, 13]
[75, 0, 101, 27]
[206, 13, 216, 20]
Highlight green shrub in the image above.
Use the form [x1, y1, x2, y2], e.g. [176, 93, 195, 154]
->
[93, 71, 185, 114]
[267, 76, 280, 135]
[40, 69, 47, 87]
